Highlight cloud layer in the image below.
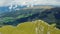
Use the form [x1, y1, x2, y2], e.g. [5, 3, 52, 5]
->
[0, 0, 60, 6]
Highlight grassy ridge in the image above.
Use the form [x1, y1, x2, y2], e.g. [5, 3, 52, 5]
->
[0, 20, 60, 34]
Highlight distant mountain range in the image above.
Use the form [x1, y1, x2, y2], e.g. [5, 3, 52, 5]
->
[0, 5, 27, 13]
[0, 5, 60, 13]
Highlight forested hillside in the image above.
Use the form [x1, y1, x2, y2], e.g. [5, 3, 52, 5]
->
[0, 6, 60, 29]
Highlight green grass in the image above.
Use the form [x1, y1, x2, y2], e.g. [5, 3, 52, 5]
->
[0, 20, 60, 34]
[17, 14, 33, 19]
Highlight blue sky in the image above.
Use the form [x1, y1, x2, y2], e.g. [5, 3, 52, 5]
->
[0, 0, 60, 6]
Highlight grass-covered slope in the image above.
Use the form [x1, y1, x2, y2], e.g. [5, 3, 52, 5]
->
[0, 20, 60, 34]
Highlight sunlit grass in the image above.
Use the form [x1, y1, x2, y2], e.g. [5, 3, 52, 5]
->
[0, 20, 60, 34]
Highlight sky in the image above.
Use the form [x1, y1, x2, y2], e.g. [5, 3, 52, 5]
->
[0, 0, 60, 6]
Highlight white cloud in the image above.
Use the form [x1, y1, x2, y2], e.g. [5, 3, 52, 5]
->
[0, 0, 60, 6]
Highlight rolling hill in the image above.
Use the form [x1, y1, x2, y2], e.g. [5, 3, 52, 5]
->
[0, 20, 60, 34]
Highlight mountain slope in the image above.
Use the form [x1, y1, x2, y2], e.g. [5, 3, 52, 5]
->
[0, 6, 60, 29]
